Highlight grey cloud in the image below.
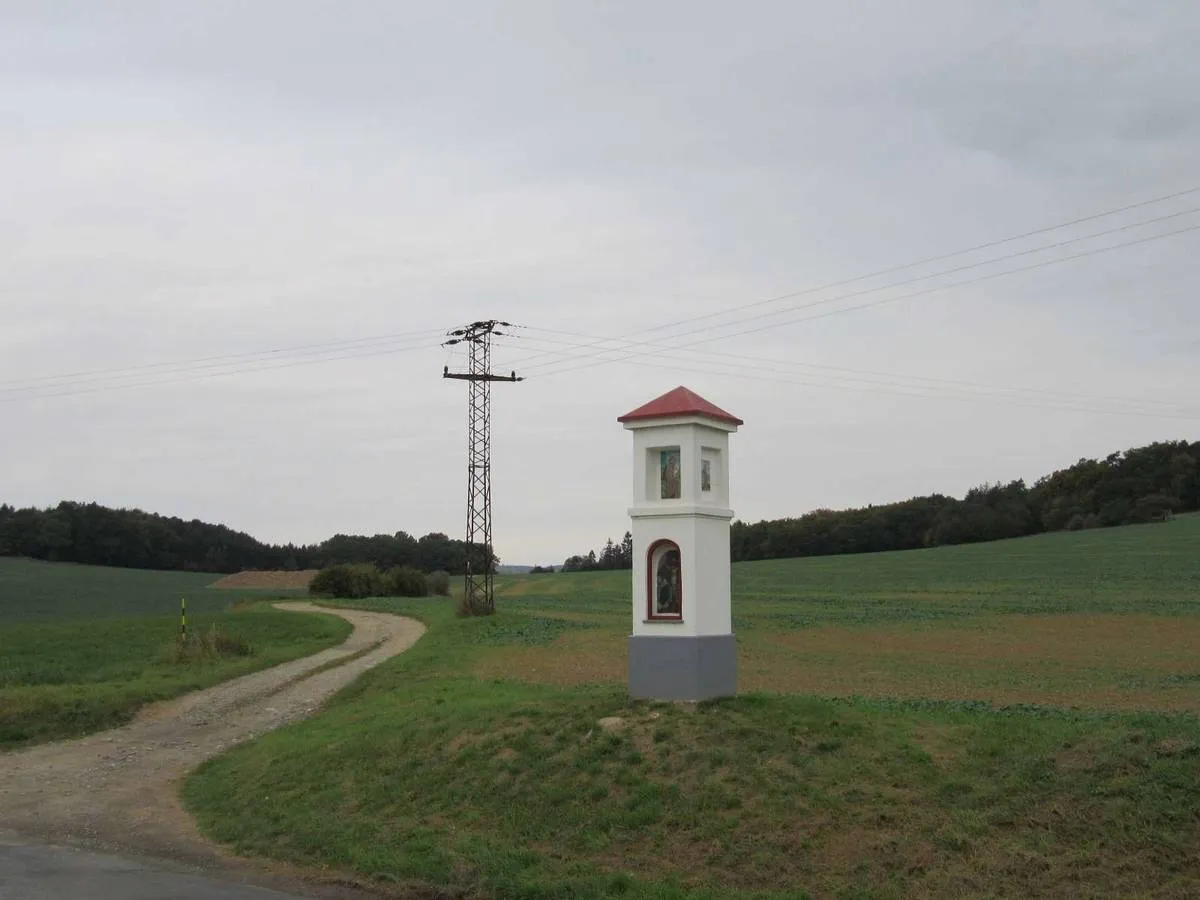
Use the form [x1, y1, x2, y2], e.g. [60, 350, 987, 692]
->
[895, 3, 1200, 177]
[2, 0, 1198, 564]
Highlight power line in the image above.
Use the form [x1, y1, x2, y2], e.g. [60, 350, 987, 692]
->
[589, 351, 1200, 422]
[523, 220, 1200, 380]
[501, 184, 1200, 370]
[509, 333, 1199, 419]
[515, 205, 1200, 374]
[0, 326, 450, 390]
[631, 184, 1200, 339]
[16, 186, 1189, 401]
[7, 185, 1196, 415]
[0, 337, 446, 404]
[507, 330, 1197, 414]
[663, 221, 1200, 349]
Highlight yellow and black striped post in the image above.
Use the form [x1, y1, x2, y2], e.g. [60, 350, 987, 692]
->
[180, 598, 187, 639]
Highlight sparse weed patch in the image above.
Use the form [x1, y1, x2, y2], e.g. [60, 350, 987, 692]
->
[168, 624, 254, 663]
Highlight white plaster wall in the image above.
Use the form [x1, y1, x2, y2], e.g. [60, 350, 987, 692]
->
[691, 516, 733, 634]
[625, 414, 738, 639]
[630, 513, 732, 637]
[628, 420, 731, 509]
[631, 513, 698, 637]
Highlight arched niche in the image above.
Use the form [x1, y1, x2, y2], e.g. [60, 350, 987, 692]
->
[647, 539, 683, 620]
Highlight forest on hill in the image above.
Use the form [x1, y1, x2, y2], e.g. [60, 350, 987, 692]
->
[0, 502, 489, 575]
[4, 440, 1195, 576]
[567, 439, 1200, 569]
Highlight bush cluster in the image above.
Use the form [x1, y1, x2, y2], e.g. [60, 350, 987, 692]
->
[427, 569, 451, 596]
[309, 564, 451, 600]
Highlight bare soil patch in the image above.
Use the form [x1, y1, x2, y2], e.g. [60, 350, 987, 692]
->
[210, 570, 319, 590]
[750, 613, 1200, 712]
[474, 614, 1200, 713]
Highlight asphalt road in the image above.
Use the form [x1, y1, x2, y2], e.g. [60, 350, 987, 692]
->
[0, 841, 309, 900]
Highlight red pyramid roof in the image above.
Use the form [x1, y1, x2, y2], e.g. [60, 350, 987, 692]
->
[618, 386, 743, 426]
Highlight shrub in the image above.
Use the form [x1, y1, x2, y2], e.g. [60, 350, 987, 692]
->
[309, 563, 385, 599]
[347, 563, 386, 599]
[387, 566, 430, 598]
[428, 570, 451, 596]
[309, 564, 353, 597]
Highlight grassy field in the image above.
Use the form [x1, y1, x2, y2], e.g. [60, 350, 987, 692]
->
[0, 558, 350, 748]
[480, 513, 1200, 713]
[0, 556, 304, 623]
[183, 515, 1200, 899]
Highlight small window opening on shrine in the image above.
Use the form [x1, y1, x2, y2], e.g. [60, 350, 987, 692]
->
[648, 540, 682, 620]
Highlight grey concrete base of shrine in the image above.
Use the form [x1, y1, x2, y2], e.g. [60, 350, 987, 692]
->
[628, 634, 737, 702]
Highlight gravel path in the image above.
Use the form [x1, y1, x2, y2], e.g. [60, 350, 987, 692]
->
[0, 602, 425, 897]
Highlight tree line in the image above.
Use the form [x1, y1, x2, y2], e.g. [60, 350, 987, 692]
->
[5, 440, 1195, 577]
[733, 440, 1197, 561]
[0, 500, 494, 575]
[562, 440, 1199, 568]
[561, 531, 633, 571]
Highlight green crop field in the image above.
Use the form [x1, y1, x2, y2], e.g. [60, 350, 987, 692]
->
[184, 514, 1200, 899]
[0, 558, 350, 747]
[0, 556, 259, 623]
[478, 512, 1200, 713]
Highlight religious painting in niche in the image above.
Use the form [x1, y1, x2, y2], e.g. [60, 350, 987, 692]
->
[653, 546, 682, 617]
[701, 458, 712, 493]
[660, 448, 681, 499]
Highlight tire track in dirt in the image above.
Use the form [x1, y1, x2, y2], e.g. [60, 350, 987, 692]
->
[0, 602, 424, 895]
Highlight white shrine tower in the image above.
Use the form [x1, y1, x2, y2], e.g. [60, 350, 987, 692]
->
[617, 386, 742, 701]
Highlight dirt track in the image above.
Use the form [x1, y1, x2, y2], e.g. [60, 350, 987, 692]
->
[0, 602, 424, 897]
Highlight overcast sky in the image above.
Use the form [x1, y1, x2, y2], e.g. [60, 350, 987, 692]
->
[2, 1, 1198, 566]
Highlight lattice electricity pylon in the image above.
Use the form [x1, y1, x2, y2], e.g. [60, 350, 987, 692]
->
[443, 321, 522, 615]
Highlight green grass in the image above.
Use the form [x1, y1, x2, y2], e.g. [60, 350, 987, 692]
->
[184, 516, 1200, 898]
[0, 556, 345, 747]
[0, 556, 286, 623]
[501, 512, 1200, 627]
[0, 604, 352, 748]
[479, 516, 1200, 712]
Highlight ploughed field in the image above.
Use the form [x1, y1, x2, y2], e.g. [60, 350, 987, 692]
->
[209, 569, 318, 590]
[184, 514, 1200, 899]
